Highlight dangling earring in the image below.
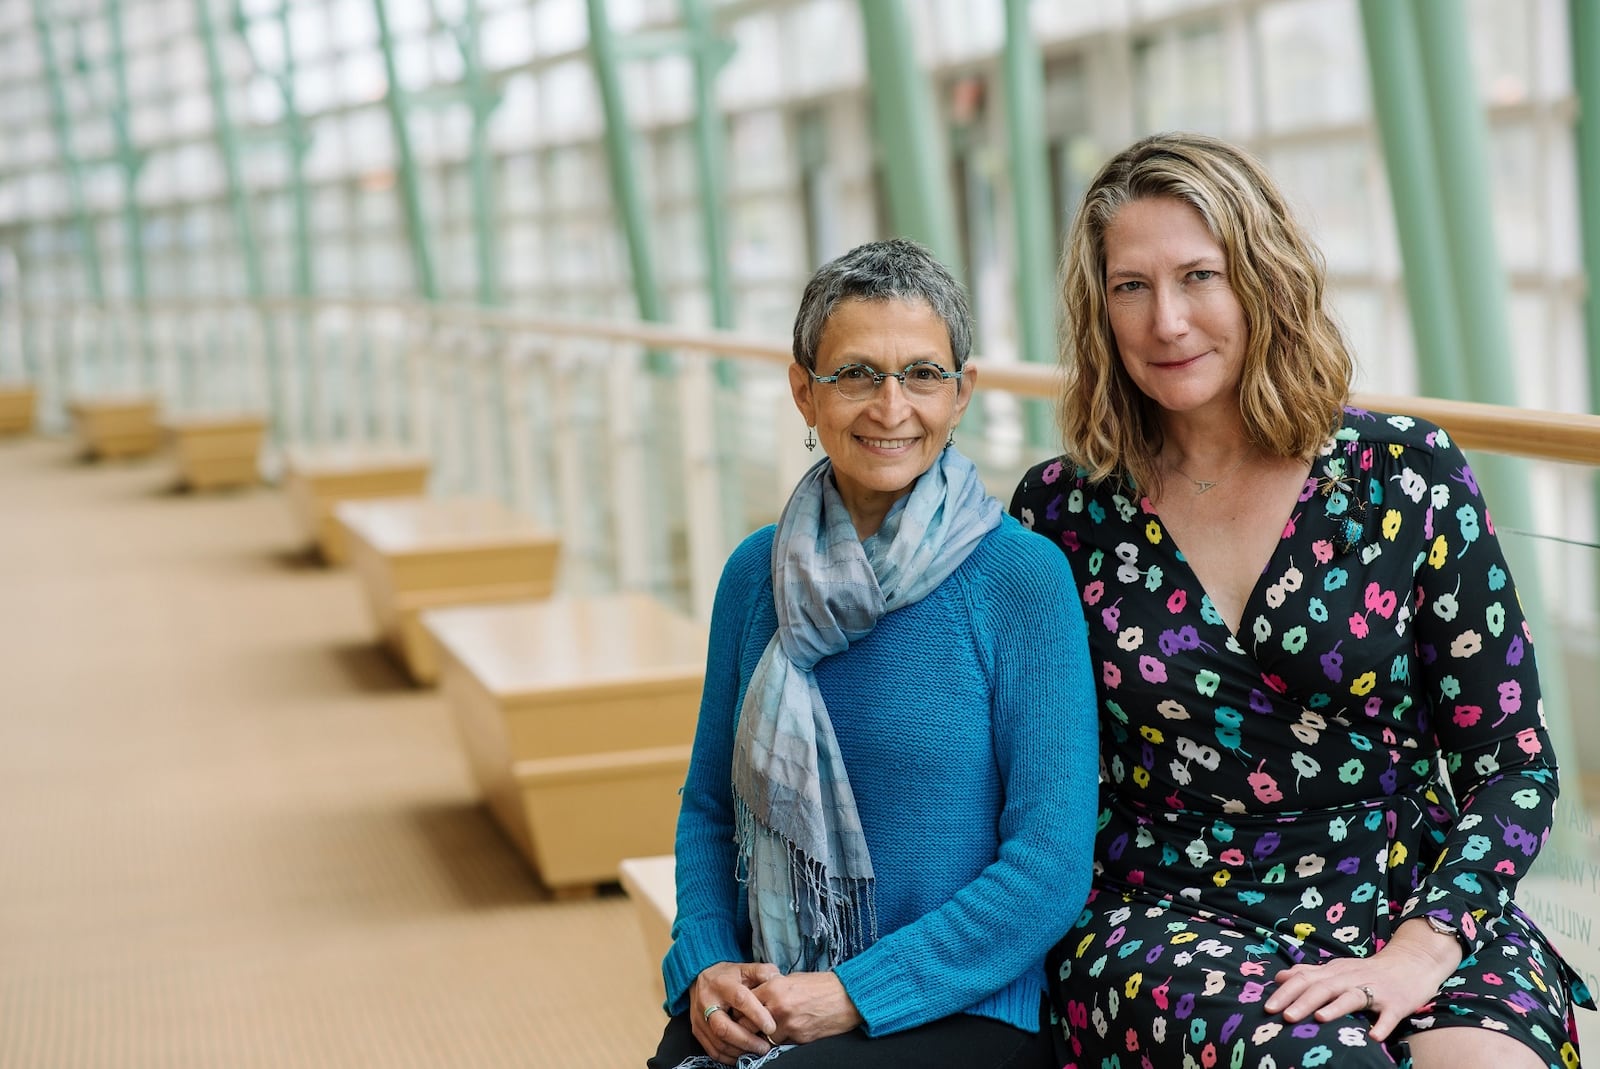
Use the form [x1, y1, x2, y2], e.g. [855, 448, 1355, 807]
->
[804, 426, 817, 452]
[945, 427, 955, 450]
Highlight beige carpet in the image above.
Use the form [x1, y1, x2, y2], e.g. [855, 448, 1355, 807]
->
[0, 436, 668, 1067]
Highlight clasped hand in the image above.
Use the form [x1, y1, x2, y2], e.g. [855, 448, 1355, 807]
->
[690, 962, 863, 1063]
[1264, 919, 1463, 1043]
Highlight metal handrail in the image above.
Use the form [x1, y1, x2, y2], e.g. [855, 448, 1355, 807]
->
[14, 296, 1600, 466]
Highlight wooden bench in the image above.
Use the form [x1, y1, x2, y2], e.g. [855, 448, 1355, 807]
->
[281, 445, 430, 564]
[165, 413, 267, 490]
[0, 383, 36, 435]
[620, 855, 677, 1002]
[68, 394, 162, 459]
[338, 496, 561, 684]
[422, 595, 705, 891]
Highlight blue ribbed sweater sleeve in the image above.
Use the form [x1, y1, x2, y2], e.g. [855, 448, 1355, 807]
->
[831, 522, 1099, 1035]
[660, 518, 1100, 1036]
[661, 532, 769, 1010]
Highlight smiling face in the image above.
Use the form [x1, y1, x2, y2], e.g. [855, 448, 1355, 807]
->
[790, 297, 974, 537]
[1103, 196, 1249, 425]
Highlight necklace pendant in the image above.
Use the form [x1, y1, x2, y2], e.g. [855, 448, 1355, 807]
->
[1193, 480, 1217, 494]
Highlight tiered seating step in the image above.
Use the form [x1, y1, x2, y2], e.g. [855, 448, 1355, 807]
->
[0, 383, 36, 435]
[338, 496, 560, 684]
[619, 855, 676, 1001]
[422, 595, 705, 890]
[165, 413, 267, 490]
[68, 394, 162, 458]
[281, 445, 430, 564]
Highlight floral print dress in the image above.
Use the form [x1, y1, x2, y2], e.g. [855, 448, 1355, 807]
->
[1011, 409, 1594, 1069]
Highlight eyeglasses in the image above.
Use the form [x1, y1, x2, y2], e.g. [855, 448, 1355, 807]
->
[810, 360, 962, 402]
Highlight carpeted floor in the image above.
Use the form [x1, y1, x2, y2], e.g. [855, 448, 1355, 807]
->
[0, 435, 669, 1067]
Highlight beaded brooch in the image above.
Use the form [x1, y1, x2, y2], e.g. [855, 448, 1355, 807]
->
[1317, 456, 1368, 555]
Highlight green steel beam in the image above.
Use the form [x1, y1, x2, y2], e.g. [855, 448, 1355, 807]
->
[1357, 0, 1467, 401]
[681, 0, 734, 332]
[264, 0, 314, 442]
[1574, 0, 1600, 400]
[261, 0, 315, 300]
[1569, 0, 1600, 828]
[195, 0, 266, 299]
[856, 0, 962, 275]
[1002, 0, 1054, 445]
[445, 0, 501, 306]
[1410, 0, 1579, 816]
[372, 0, 440, 301]
[31, 1, 106, 302]
[104, 0, 150, 305]
[1412, 1, 1519, 406]
[586, 0, 668, 327]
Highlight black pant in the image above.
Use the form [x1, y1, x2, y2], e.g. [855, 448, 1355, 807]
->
[647, 1003, 1055, 1069]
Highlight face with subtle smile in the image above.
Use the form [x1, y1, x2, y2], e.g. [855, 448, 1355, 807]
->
[1103, 196, 1249, 422]
[790, 297, 974, 536]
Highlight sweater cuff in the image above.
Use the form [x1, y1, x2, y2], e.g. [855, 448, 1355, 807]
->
[661, 921, 748, 1015]
[833, 945, 922, 1037]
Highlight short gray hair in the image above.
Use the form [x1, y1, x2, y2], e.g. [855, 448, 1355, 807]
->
[791, 238, 973, 371]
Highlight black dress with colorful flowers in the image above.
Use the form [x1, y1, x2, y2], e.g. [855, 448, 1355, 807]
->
[1010, 408, 1593, 1068]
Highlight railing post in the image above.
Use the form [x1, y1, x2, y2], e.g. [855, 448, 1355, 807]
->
[679, 356, 725, 620]
[607, 344, 656, 592]
[551, 345, 596, 594]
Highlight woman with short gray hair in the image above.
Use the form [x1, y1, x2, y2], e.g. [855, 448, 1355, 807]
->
[648, 238, 1099, 1068]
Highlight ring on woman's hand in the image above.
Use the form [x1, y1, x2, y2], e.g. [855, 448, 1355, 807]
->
[1360, 985, 1375, 1012]
[703, 1004, 725, 1023]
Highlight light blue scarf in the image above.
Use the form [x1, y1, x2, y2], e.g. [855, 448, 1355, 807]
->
[731, 447, 1002, 975]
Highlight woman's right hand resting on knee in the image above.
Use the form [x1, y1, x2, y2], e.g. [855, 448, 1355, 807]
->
[690, 961, 779, 1063]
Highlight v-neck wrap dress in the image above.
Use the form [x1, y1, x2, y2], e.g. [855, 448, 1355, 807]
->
[1011, 408, 1594, 1068]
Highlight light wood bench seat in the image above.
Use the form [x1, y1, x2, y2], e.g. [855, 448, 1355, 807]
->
[422, 595, 705, 890]
[0, 383, 36, 435]
[281, 445, 430, 564]
[620, 855, 677, 1002]
[68, 394, 162, 459]
[164, 412, 267, 490]
[339, 496, 561, 684]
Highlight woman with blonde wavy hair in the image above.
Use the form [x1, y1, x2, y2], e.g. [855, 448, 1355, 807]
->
[1012, 132, 1592, 1069]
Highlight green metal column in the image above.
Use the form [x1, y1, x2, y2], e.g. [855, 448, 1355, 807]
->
[106, 0, 157, 388]
[260, 0, 315, 302]
[1357, 0, 1468, 401]
[681, 0, 734, 332]
[31, 2, 105, 303]
[1411, 0, 1579, 815]
[1412, 1, 1519, 406]
[586, 0, 667, 327]
[105, 0, 148, 303]
[680, 0, 744, 542]
[451, 0, 501, 306]
[1001, 0, 1055, 444]
[196, 0, 266, 301]
[856, 0, 962, 275]
[269, 0, 314, 442]
[1574, 0, 1600, 397]
[198, 0, 292, 435]
[372, 0, 440, 301]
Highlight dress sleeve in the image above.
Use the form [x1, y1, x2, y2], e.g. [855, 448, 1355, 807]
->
[659, 537, 767, 1012]
[1399, 435, 1559, 956]
[831, 533, 1101, 1036]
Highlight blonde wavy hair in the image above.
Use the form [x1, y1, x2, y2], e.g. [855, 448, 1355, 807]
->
[1060, 132, 1353, 495]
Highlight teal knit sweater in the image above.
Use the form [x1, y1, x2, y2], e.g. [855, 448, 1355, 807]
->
[662, 513, 1099, 1036]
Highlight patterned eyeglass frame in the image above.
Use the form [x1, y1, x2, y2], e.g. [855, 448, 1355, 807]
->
[809, 360, 963, 400]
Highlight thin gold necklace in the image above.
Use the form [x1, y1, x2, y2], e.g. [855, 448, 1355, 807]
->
[1171, 451, 1251, 495]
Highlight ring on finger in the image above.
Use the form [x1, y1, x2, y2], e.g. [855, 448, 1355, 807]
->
[1359, 985, 1375, 1012]
[703, 1004, 725, 1023]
